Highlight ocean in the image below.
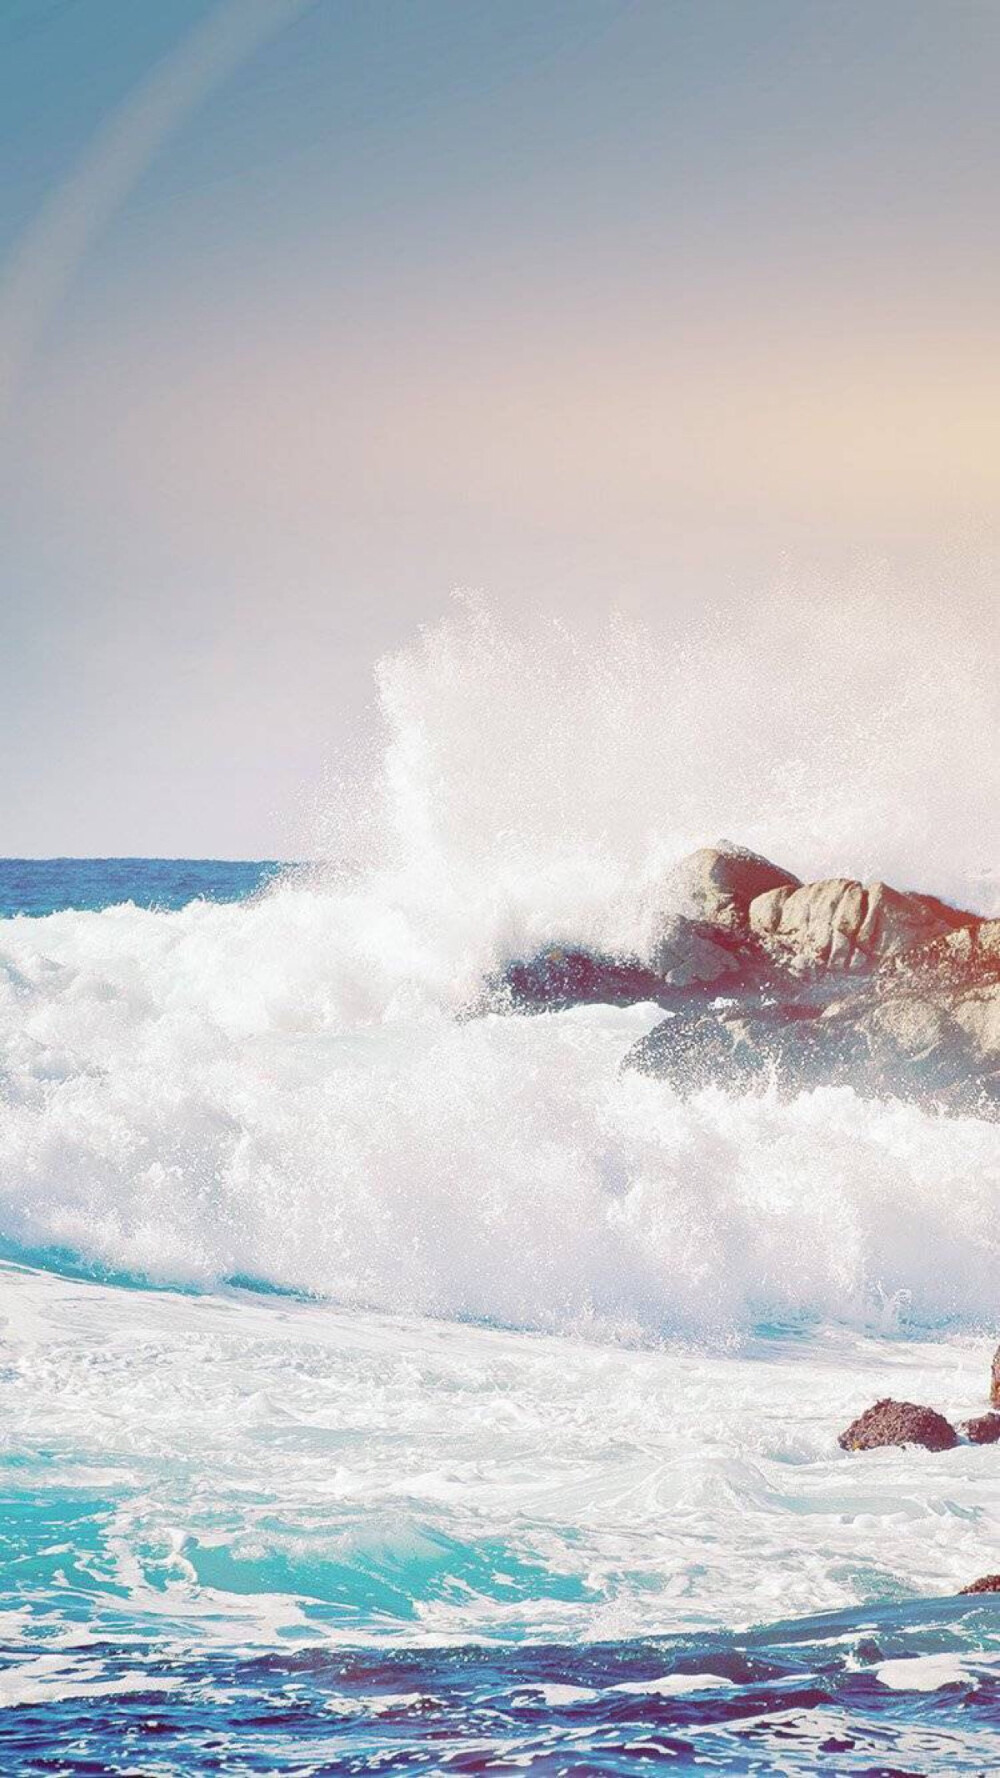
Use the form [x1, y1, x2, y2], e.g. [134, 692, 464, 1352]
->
[2, 601, 999, 1773]
[1, 851, 999, 1774]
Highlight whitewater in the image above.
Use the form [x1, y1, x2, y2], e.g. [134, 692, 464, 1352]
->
[2, 599, 1000, 1771]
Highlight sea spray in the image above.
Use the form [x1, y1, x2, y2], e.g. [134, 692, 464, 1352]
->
[1, 601, 998, 1331]
[2, 911, 999, 1332]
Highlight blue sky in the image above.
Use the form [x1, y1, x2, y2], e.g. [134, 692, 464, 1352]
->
[2, 0, 998, 854]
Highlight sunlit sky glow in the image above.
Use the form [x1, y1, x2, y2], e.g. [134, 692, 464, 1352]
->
[2, 0, 998, 855]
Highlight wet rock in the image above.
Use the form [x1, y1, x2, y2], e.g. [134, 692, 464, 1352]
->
[624, 986, 1000, 1117]
[846, 988, 1000, 1113]
[749, 878, 973, 974]
[627, 997, 835, 1096]
[650, 916, 751, 988]
[661, 844, 799, 933]
[474, 843, 1000, 1118]
[962, 1412, 1000, 1445]
[486, 947, 670, 1013]
[837, 1399, 958, 1453]
[960, 1574, 1000, 1594]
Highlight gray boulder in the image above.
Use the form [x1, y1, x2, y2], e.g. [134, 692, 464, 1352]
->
[625, 980, 1000, 1116]
[650, 916, 748, 988]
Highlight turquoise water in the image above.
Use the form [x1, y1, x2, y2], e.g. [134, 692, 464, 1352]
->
[2, 862, 1000, 1774]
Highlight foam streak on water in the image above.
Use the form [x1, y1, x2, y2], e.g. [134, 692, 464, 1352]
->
[4, 1259, 1000, 1644]
[3, 1261, 1000, 1770]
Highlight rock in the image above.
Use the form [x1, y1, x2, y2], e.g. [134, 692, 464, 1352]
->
[486, 947, 669, 1013]
[624, 985, 1000, 1116]
[952, 985, 1000, 1059]
[848, 990, 1000, 1110]
[960, 1574, 1000, 1594]
[649, 916, 749, 988]
[991, 1346, 1000, 1409]
[627, 997, 840, 1097]
[662, 844, 799, 933]
[980, 921, 1000, 962]
[749, 878, 973, 974]
[962, 1412, 1000, 1445]
[473, 842, 1000, 1119]
[838, 1399, 958, 1453]
[901, 918, 1000, 987]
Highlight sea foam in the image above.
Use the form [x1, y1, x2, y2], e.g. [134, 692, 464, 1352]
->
[0, 598, 997, 1337]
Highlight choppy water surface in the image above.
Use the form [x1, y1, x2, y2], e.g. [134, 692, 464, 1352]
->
[6, 1607, 1000, 1774]
[2, 1255, 1000, 1772]
[0, 858, 285, 918]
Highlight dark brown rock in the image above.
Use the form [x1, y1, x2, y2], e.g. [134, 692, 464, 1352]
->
[838, 1398, 958, 1453]
[991, 1345, 1000, 1408]
[960, 1574, 1000, 1594]
[963, 1412, 1000, 1445]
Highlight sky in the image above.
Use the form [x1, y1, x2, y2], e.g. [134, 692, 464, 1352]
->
[1, 0, 998, 857]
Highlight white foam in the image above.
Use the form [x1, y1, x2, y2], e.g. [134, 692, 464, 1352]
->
[0, 1653, 181, 1708]
[0, 892, 998, 1339]
[876, 1654, 969, 1692]
[613, 1674, 733, 1696]
[0, 601, 997, 1339]
[1, 1260, 998, 1649]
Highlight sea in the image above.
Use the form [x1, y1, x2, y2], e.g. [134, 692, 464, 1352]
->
[1, 609, 999, 1773]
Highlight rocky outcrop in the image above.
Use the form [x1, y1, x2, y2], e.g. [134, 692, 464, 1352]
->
[649, 917, 749, 989]
[661, 844, 799, 933]
[480, 844, 1000, 1116]
[991, 1346, 1000, 1408]
[492, 947, 668, 1013]
[838, 1399, 958, 1453]
[960, 1574, 1000, 1594]
[625, 980, 1000, 1115]
[962, 1412, 1000, 1445]
[749, 878, 972, 973]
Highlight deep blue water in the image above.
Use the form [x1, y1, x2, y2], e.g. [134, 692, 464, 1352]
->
[3, 1600, 1000, 1774]
[0, 857, 287, 918]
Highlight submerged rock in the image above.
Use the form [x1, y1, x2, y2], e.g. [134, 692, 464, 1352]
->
[960, 1574, 1000, 1594]
[962, 1412, 1000, 1445]
[838, 1399, 958, 1453]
